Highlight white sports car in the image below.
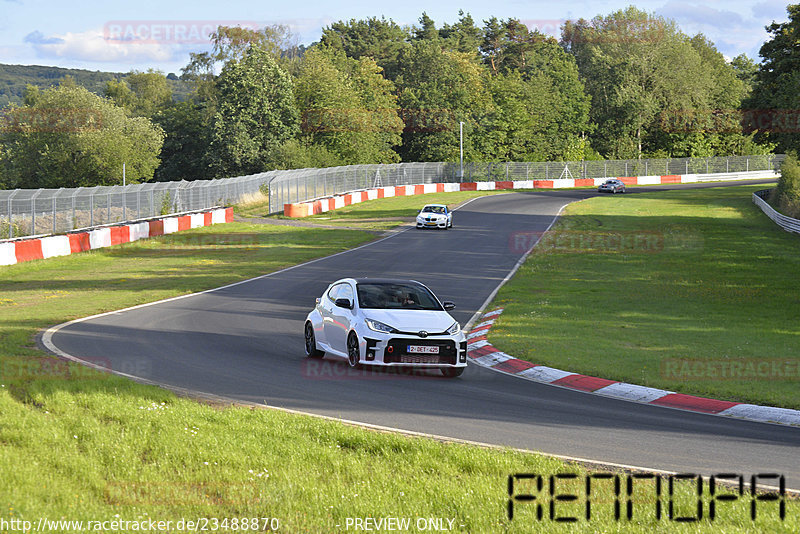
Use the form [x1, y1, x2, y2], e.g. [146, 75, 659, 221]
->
[416, 204, 453, 229]
[304, 278, 468, 377]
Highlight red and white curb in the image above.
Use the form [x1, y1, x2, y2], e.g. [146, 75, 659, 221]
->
[0, 207, 233, 267]
[283, 170, 779, 217]
[467, 308, 800, 427]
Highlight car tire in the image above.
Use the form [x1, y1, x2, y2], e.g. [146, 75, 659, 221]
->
[441, 367, 464, 378]
[304, 322, 324, 359]
[347, 332, 361, 368]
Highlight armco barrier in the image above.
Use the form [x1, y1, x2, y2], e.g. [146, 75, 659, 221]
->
[284, 170, 780, 218]
[753, 189, 800, 234]
[0, 207, 233, 267]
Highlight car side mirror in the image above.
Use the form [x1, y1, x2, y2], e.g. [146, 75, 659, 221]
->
[443, 301, 456, 311]
[334, 298, 353, 310]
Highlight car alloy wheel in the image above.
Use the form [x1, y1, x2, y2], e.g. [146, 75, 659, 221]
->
[305, 322, 324, 358]
[347, 332, 360, 368]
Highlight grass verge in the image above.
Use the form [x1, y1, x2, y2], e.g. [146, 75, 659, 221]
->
[0, 196, 796, 532]
[235, 190, 508, 230]
[488, 184, 800, 409]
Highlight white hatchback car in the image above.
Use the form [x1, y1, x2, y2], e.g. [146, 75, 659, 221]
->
[416, 204, 453, 229]
[304, 278, 468, 377]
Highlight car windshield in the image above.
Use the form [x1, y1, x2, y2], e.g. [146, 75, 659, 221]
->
[356, 282, 443, 310]
[421, 206, 445, 214]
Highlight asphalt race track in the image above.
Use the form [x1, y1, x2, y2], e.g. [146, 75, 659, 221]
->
[44, 179, 800, 491]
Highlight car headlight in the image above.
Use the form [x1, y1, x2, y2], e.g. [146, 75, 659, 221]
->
[446, 322, 460, 335]
[366, 318, 398, 334]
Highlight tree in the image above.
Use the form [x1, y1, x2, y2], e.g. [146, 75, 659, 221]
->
[320, 17, 410, 79]
[440, 11, 483, 54]
[564, 7, 719, 158]
[771, 152, 800, 217]
[413, 12, 439, 41]
[395, 40, 491, 161]
[746, 4, 800, 153]
[0, 84, 163, 188]
[105, 70, 172, 117]
[294, 46, 402, 164]
[731, 54, 758, 90]
[125, 70, 172, 116]
[206, 46, 299, 177]
[481, 17, 507, 75]
[152, 100, 214, 181]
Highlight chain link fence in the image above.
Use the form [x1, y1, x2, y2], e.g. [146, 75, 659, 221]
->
[266, 154, 784, 212]
[0, 155, 784, 240]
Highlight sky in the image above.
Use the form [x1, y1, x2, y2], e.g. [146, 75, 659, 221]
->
[0, 0, 792, 74]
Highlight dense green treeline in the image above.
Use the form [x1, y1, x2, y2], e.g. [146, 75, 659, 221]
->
[1, 5, 798, 190]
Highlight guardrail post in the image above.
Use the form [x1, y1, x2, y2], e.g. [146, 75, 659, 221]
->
[7, 190, 16, 239]
[52, 193, 57, 234]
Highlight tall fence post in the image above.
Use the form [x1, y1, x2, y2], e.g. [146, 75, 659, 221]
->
[52, 192, 57, 234]
[7, 191, 16, 239]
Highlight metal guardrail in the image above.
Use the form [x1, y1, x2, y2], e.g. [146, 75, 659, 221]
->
[753, 189, 800, 235]
[0, 155, 785, 240]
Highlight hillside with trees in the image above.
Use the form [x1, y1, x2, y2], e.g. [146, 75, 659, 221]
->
[1, 5, 790, 188]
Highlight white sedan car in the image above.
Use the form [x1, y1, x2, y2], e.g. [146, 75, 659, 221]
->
[304, 278, 468, 377]
[416, 204, 452, 229]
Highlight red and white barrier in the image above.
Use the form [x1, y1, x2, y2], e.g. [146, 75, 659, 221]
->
[468, 308, 800, 426]
[283, 170, 779, 218]
[0, 207, 233, 267]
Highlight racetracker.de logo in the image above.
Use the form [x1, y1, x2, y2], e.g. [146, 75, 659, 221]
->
[509, 230, 664, 255]
[104, 21, 261, 44]
[301, 360, 448, 380]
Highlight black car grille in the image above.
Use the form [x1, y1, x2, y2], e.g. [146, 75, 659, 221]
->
[384, 338, 457, 365]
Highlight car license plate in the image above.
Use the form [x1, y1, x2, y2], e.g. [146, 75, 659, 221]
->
[407, 345, 439, 354]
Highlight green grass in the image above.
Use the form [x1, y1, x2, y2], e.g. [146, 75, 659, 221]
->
[0, 195, 798, 532]
[488, 184, 800, 409]
[236, 191, 510, 231]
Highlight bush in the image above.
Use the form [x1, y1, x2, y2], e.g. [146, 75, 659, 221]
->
[771, 152, 800, 218]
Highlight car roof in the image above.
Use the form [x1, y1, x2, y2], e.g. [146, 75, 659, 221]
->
[352, 277, 424, 286]
[421, 204, 446, 208]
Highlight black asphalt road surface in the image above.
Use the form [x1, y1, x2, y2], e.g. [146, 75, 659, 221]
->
[45, 180, 800, 490]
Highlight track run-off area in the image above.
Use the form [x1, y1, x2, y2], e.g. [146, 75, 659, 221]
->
[43, 179, 800, 491]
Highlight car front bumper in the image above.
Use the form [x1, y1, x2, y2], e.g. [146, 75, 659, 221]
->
[416, 219, 448, 228]
[358, 331, 468, 368]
